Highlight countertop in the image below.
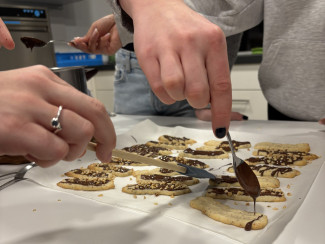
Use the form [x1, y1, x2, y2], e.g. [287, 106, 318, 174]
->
[0, 115, 324, 244]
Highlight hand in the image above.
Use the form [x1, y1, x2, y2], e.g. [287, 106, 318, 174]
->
[72, 14, 122, 55]
[0, 65, 116, 167]
[0, 18, 15, 50]
[319, 118, 325, 125]
[119, 0, 232, 137]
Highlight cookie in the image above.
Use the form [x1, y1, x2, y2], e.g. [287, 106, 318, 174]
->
[57, 178, 115, 191]
[209, 175, 280, 188]
[254, 142, 310, 152]
[179, 147, 228, 159]
[252, 150, 319, 161]
[204, 140, 251, 152]
[65, 168, 115, 180]
[158, 155, 209, 169]
[109, 156, 148, 166]
[133, 168, 179, 177]
[227, 165, 300, 178]
[245, 156, 308, 166]
[206, 187, 286, 202]
[190, 196, 268, 230]
[88, 162, 133, 177]
[122, 144, 172, 157]
[136, 173, 199, 186]
[122, 182, 191, 196]
[158, 135, 196, 145]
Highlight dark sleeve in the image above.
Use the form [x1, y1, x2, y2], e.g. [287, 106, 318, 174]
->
[116, 0, 134, 33]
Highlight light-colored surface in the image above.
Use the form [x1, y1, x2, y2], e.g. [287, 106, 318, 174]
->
[0, 115, 324, 244]
[88, 70, 115, 112]
[231, 64, 267, 120]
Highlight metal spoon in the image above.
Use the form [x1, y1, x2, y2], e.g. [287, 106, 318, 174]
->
[0, 162, 37, 191]
[20, 37, 73, 50]
[226, 132, 261, 213]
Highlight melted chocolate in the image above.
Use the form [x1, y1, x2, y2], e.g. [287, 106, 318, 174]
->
[246, 155, 303, 166]
[249, 165, 293, 177]
[140, 174, 192, 182]
[159, 155, 207, 168]
[20, 37, 46, 50]
[64, 178, 110, 186]
[128, 183, 187, 191]
[235, 163, 261, 214]
[245, 215, 264, 231]
[122, 144, 168, 157]
[163, 135, 190, 142]
[183, 148, 225, 156]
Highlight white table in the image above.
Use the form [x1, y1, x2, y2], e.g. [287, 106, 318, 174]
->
[1, 115, 324, 244]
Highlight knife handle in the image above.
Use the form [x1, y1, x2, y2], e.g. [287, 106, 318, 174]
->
[87, 142, 186, 173]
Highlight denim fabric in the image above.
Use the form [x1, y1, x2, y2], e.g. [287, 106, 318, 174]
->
[114, 48, 195, 117]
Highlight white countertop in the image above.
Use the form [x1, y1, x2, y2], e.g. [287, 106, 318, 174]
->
[1, 115, 324, 244]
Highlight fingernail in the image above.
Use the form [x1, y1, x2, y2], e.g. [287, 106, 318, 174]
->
[243, 115, 249, 120]
[215, 127, 226, 138]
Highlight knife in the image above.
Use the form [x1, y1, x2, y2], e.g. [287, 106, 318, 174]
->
[87, 142, 216, 180]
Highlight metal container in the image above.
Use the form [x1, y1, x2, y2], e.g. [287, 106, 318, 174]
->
[51, 66, 88, 94]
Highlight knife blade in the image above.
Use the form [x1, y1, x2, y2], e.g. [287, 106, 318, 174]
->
[87, 142, 216, 180]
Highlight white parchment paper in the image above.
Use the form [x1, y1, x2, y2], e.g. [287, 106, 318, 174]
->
[26, 120, 325, 244]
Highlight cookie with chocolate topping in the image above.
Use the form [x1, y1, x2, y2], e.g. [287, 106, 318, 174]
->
[227, 165, 301, 178]
[158, 155, 209, 169]
[122, 144, 172, 158]
[88, 163, 133, 177]
[65, 168, 115, 180]
[252, 150, 319, 161]
[133, 168, 179, 177]
[209, 175, 280, 188]
[206, 187, 286, 202]
[245, 156, 308, 167]
[136, 173, 199, 186]
[204, 139, 251, 152]
[158, 135, 196, 145]
[57, 178, 115, 191]
[179, 147, 228, 159]
[122, 182, 191, 196]
[190, 196, 268, 230]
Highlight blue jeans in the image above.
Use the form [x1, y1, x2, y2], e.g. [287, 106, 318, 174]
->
[114, 48, 195, 117]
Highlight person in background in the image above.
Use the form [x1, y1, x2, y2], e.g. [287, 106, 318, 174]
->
[0, 18, 116, 167]
[72, 15, 247, 121]
[112, 0, 325, 126]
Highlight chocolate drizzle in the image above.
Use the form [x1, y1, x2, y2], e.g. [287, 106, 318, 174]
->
[63, 178, 110, 186]
[159, 155, 208, 168]
[122, 144, 169, 157]
[246, 156, 303, 166]
[183, 148, 225, 156]
[20, 37, 46, 50]
[245, 215, 264, 231]
[249, 165, 293, 177]
[140, 174, 193, 182]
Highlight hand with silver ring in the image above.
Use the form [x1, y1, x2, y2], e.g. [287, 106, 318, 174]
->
[51, 105, 63, 134]
[0, 65, 116, 168]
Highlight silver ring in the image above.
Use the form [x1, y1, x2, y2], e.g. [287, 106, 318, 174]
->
[51, 105, 63, 134]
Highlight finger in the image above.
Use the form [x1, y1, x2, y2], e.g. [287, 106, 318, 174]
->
[19, 123, 69, 168]
[99, 33, 111, 55]
[138, 55, 176, 104]
[42, 106, 94, 161]
[88, 28, 100, 53]
[206, 34, 232, 138]
[46, 84, 116, 162]
[159, 52, 186, 101]
[181, 48, 210, 108]
[0, 18, 15, 50]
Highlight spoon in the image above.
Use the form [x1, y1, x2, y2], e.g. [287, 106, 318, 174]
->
[0, 162, 37, 191]
[226, 132, 261, 213]
[20, 37, 74, 51]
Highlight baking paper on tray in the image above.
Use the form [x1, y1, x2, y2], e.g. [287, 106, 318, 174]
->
[26, 119, 325, 244]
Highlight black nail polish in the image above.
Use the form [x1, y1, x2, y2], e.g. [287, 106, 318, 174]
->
[243, 115, 249, 120]
[215, 127, 226, 138]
